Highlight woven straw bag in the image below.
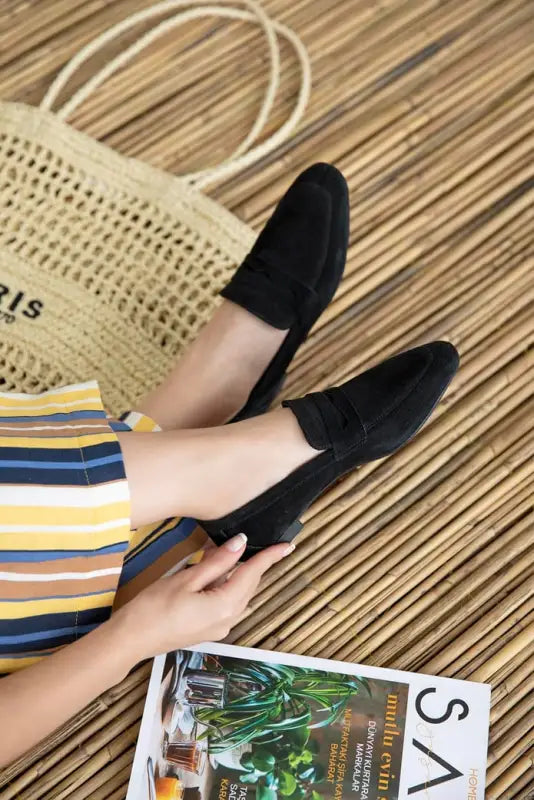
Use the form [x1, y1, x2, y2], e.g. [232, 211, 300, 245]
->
[0, 1, 310, 414]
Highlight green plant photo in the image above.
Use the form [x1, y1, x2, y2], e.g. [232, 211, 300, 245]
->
[192, 659, 371, 799]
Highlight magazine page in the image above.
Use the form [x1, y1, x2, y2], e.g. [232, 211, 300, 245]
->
[126, 642, 490, 800]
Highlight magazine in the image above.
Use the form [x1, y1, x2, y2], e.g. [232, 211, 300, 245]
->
[126, 642, 490, 800]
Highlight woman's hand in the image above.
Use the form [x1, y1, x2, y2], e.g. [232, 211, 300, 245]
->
[0, 534, 293, 767]
[114, 534, 293, 664]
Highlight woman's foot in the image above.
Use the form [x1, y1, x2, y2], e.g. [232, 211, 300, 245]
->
[198, 341, 459, 559]
[121, 342, 459, 559]
[118, 406, 319, 528]
[137, 163, 349, 429]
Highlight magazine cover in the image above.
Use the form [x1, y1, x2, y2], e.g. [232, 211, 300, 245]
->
[126, 643, 490, 800]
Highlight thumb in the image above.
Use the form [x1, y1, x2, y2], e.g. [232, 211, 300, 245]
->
[186, 534, 248, 590]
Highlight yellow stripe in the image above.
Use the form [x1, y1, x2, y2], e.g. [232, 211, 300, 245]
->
[0, 432, 117, 449]
[0, 591, 116, 619]
[0, 656, 47, 671]
[0, 500, 130, 526]
[129, 416, 160, 432]
[0, 529, 130, 550]
[0, 387, 102, 408]
[125, 517, 180, 556]
[187, 549, 206, 565]
[0, 401, 104, 417]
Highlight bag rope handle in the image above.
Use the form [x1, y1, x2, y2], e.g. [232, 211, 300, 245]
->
[41, 1, 279, 162]
[40, 1, 311, 188]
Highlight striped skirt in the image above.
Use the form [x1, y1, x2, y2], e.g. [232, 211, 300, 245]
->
[0, 380, 206, 674]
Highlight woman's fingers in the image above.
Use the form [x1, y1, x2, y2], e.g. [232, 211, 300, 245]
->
[221, 542, 294, 612]
[185, 534, 248, 590]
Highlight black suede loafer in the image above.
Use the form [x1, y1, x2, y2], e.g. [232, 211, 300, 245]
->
[198, 341, 459, 559]
[222, 162, 350, 421]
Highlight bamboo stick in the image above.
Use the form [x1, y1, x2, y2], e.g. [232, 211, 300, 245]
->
[90, 766, 131, 799]
[290, 200, 533, 380]
[487, 650, 534, 705]
[224, 29, 532, 219]
[500, 773, 534, 800]
[487, 714, 534, 773]
[233, 357, 534, 639]
[287, 240, 533, 426]
[285, 237, 533, 491]
[322, 513, 534, 665]
[1, 0, 533, 793]
[218, 0, 532, 208]
[374, 566, 534, 673]
[0, 2, 123, 69]
[0, 662, 150, 789]
[15, 703, 143, 800]
[272, 450, 534, 654]
[299, 299, 533, 523]
[0, 680, 147, 798]
[289, 204, 534, 397]
[62, 750, 135, 800]
[98, 0, 530, 176]
[285, 197, 534, 396]
[233, 417, 534, 649]
[491, 692, 534, 742]
[103, 784, 130, 800]
[332, 131, 533, 298]
[245, 428, 534, 648]
[315, 477, 534, 662]
[234, 432, 534, 647]
[0, 0, 155, 98]
[486, 754, 534, 799]
[470, 622, 534, 684]
[448, 607, 534, 683]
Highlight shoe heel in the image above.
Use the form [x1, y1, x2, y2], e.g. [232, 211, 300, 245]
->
[278, 518, 303, 544]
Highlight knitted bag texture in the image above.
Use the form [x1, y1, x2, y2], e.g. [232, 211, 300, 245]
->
[0, 0, 310, 413]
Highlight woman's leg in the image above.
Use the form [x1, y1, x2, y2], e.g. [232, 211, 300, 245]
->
[117, 406, 317, 528]
[136, 300, 288, 430]
[137, 163, 350, 431]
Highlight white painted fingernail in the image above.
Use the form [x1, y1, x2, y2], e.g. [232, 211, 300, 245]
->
[225, 533, 248, 552]
[283, 543, 296, 556]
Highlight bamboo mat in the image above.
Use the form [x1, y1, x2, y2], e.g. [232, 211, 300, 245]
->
[0, 0, 533, 797]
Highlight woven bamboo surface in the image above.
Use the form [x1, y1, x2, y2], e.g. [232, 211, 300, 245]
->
[0, 0, 533, 797]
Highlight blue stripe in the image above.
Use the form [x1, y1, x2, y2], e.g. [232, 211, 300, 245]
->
[0, 607, 110, 634]
[0, 623, 96, 645]
[119, 517, 197, 585]
[0, 464, 126, 486]
[0, 441, 121, 462]
[109, 420, 131, 432]
[124, 518, 171, 560]
[0, 453, 123, 470]
[0, 542, 128, 563]
[0, 410, 107, 423]
[0, 632, 94, 653]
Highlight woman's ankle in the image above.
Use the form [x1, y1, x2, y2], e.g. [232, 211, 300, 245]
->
[119, 408, 317, 527]
[137, 301, 288, 430]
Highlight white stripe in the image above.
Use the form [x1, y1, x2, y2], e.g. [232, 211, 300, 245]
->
[0, 518, 131, 534]
[122, 410, 161, 432]
[0, 398, 102, 412]
[123, 411, 143, 427]
[0, 567, 121, 582]
[0, 423, 108, 432]
[0, 380, 99, 401]
[0, 482, 129, 507]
